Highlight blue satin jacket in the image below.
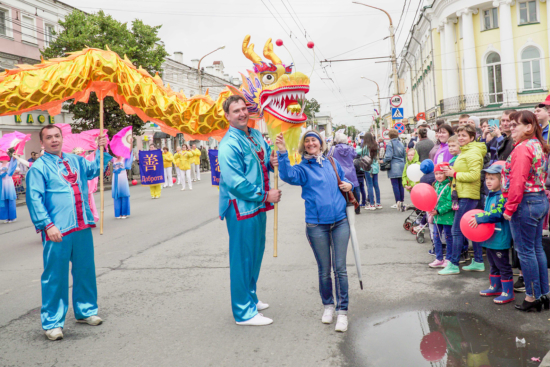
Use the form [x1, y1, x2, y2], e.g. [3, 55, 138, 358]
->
[26, 150, 110, 234]
[0, 157, 17, 202]
[218, 126, 274, 220]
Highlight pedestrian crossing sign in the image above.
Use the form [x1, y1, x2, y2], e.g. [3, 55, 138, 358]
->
[392, 107, 404, 120]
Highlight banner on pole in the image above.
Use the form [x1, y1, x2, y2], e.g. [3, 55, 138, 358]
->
[209, 149, 220, 186]
[139, 149, 165, 185]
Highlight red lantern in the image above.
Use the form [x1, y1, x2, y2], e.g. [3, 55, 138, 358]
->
[132, 180, 137, 186]
[460, 209, 496, 242]
[410, 183, 438, 212]
[307, 41, 314, 49]
[276, 39, 283, 47]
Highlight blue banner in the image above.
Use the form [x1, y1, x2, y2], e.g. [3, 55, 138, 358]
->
[209, 149, 220, 186]
[139, 149, 165, 185]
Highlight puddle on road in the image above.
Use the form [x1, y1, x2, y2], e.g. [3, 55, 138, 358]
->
[345, 311, 549, 367]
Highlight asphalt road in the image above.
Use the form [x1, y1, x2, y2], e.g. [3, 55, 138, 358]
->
[1, 173, 550, 366]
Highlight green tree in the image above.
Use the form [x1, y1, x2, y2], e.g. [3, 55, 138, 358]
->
[332, 124, 359, 140]
[42, 10, 169, 136]
[301, 98, 320, 126]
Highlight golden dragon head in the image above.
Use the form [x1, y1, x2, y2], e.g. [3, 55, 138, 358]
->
[240, 35, 310, 124]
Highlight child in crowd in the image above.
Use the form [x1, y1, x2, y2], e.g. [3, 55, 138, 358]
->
[430, 163, 454, 268]
[402, 148, 420, 192]
[468, 164, 514, 304]
[412, 160, 436, 233]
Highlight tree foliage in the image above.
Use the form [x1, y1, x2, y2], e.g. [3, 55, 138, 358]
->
[333, 124, 359, 140]
[302, 98, 321, 123]
[41, 10, 169, 136]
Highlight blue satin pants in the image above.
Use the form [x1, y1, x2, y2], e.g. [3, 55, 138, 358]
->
[225, 204, 266, 322]
[0, 199, 16, 221]
[114, 197, 130, 217]
[41, 228, 98, 330]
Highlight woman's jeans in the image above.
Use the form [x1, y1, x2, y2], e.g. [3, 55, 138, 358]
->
[433, 224, 453, 261]
[390, 177, 404, 203]
[352, 187, 361, 208]
[365, 173, 381, 205]
[450, 199, 482, 266]
[358, 176, 367, 206]
[305, 218, 350, 313]
[510, 191, 550, 300]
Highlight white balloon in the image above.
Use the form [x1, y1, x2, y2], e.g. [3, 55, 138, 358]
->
[427, 129, 437, 142]
[406, 163, 424, 182]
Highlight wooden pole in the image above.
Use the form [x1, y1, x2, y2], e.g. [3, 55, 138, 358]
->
[99, 98, 105, 235]
[273, 166, 278, 257]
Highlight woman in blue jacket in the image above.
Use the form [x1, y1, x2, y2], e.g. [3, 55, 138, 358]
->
[273, 130, 352, 333]
[381, 129, 406, 209]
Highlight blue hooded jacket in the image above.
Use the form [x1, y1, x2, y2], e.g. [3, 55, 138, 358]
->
[277, 151, 352, 224]
[475, 189, 512, 250]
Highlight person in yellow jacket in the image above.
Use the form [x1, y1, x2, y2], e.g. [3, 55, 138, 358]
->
[162, 147, 174, 188]
[174, 146, 182, 185]
[190, 144, 201, 182]
[174, 144, 194, 190]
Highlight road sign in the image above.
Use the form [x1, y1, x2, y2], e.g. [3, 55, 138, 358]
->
[382, 129, 390, 140]
[392, 107, 404, 120]
[394, 123, 405, 134]
[390, 95, 403, 107]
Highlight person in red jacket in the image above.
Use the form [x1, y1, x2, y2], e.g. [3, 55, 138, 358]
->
[502, 111, 550, 312]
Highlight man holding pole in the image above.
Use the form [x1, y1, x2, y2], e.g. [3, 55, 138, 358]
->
[26, 125, 109, 341]
[218, 95, 281, 326]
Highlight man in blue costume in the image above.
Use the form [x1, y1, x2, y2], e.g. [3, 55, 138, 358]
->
[26, 125, 110, 341]
[219, 95, 282, 326]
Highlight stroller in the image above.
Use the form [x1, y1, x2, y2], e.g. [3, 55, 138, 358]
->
[402, 205, 430, 243]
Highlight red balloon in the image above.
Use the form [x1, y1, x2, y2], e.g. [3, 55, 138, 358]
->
[276, 39, 283, 47]
[132, 180, 137, 186]
[172, 177, 176, 184]
[460, 209, 496, 242]
[410, 183, 438, 211]
[307, 41, 315, 49]
[420, 332, 446, 362]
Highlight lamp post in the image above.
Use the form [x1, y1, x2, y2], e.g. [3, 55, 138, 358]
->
[362, 95, 378, 137]
[353, 2, 399, 96]
[198, 45, 225, 94]
[361, 76, 383, 136]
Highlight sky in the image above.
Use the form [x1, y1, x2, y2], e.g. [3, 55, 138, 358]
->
[61, 0, 423, 131]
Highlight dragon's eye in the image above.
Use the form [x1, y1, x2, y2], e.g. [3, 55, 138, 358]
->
[262, 74, 276, 85]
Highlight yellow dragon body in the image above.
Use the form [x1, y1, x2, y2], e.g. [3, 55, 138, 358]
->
[0, 35, 310, 145]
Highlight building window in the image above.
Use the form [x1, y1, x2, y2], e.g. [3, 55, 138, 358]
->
[45, 24, 55, 47]
[21, 16, 36, 44]
[486, 52, 503, 103]
[0, 9, 6, 36]
[519, 1, 537, 24]
[483, 8, 498, 30]
[522, 46, 542, 90]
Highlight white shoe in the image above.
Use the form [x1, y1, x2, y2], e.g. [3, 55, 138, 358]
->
[189, 188, 193, 190]
[322, 306, 335, 324]
[45, 327, 63, 341]
[257, 300, 269, 311]
[391, 204, 398, 209]
[121, 216, 127, 219]
[76, 315, 103, 326]
[335, 315, 348, 332]
[181, 188, 185, 191]
[236, 313, 273, 326]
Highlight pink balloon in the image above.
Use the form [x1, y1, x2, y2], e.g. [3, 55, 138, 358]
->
[132, 180, 137, 186]
[410, 183, 438, 211]
[172, 177, 176, 184]
[460, 209, 496, 242]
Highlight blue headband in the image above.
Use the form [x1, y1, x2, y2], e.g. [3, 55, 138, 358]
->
[304, 132, 322, 145]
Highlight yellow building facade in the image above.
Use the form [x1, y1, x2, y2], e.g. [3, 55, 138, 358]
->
[399, 0, 550, 124]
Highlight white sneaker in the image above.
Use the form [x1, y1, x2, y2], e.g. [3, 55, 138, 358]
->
[189, 188, 193, 190]
[257, 300, 269, 311]
[376, 204, 383, 209]
[322, 306, 335, 324]
[9, 219, 16, 223]
[335, 315, 348, 332]
[121, 216, 127, 219]
[391, 204, 398, 209]
[45, 327, 63, 340]
[236, 313, 273, 326]
[76, 315, 103, 326]
[181, 188, 185, 191]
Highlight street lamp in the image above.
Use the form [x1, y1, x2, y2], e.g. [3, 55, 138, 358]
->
[361, 76, 382, 136]
[198, 45, 225, 94]
[353, 2, 399, 96]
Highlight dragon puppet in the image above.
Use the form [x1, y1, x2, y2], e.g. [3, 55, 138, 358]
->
[0, 35, 310, 157]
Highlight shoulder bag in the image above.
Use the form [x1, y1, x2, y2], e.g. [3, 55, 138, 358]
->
[328, 157, 360, 210]
[353, 146, 372, 172]
[380, 140, 394, 171]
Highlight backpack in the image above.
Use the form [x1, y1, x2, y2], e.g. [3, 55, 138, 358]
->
[353, 147, 372, 172]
